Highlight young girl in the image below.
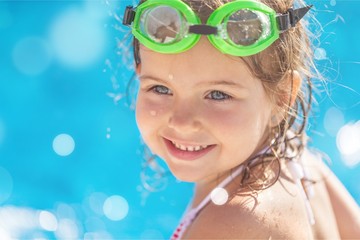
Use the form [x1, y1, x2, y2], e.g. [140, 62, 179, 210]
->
[122, 0, 360, 238]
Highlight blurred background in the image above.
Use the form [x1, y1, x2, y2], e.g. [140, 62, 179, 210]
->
[0, 0, 359, 239]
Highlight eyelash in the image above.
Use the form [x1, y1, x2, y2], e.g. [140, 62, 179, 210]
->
[148, 85, 172, 95]
[147, 85, 233, 102]
[206, 90, 233, 101]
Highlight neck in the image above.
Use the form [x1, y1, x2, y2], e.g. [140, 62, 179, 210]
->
[191, 165, 244, 209]
[192, 175, 224, 208]
[190, 144, 270, 209]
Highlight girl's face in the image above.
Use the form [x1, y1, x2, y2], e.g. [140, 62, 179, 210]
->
[136, 37, 275, 184]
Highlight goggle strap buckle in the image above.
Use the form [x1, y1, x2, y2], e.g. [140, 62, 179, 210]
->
[277, 5, 313, 32]
[123, 6, 136, 26]
[188, 25, 218, 35]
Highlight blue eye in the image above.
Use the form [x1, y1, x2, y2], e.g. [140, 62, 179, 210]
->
[150, 85, 172, 95]
[207, 90, 232, 101]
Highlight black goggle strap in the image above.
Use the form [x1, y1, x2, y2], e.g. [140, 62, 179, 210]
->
[276, 5, 313, 32]
[123, 4, 313, 34]
[123, 6, 136, 26]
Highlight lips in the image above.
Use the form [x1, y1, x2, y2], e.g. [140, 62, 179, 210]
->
[163, 138, 216, 161]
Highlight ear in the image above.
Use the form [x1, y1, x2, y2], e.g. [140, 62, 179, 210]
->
[278, 70, 302, 108]
[136, 63, 141, 75]
[269, 70, 302, 127]
[288, 70, 301, 107]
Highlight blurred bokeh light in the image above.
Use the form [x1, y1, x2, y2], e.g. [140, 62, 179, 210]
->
[0, 0, 359, 239]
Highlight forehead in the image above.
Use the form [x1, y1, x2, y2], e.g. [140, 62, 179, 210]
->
[138, 37, 260, 88]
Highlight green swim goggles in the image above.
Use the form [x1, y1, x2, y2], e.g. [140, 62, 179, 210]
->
[123, 0, 312, 56]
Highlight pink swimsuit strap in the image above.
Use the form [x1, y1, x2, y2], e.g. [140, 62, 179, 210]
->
[171, 164, 245, 240]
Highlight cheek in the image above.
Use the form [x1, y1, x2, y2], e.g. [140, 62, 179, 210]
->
[135, 94, 174, 159]
[135, 93, 170, 139]
[203, 102, 271, 143]
[136, 96, 155, 135]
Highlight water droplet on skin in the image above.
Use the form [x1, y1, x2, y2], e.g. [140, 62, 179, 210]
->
[210, 187, 229, 205]
[168, 74, 174, 81]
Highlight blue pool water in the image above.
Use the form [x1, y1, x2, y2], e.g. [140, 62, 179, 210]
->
[0, 0, 359, 239]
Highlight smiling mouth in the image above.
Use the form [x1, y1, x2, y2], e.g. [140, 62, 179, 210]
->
[170, 140, 210, 152]
[164, 138, 216, 161]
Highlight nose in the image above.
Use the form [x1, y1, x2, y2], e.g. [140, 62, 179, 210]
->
[168, 101, 202, 133]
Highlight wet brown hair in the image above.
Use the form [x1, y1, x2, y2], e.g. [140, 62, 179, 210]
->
[132, 0, 318, 191]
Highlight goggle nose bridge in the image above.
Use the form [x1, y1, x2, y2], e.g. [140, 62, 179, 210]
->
[188, 25, 218, 35]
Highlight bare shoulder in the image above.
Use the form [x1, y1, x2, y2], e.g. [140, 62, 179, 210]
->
[184, 175, 313, 239]
[305, 149, 360, 238]
[183, 150, 360, 239]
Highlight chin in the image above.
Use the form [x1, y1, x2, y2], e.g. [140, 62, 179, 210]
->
[165, 163, 201, 183]
[173, 173, 199, 183]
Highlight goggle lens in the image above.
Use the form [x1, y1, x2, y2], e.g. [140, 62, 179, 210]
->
[225, 9, 271, 46]
[140, 6, 186, 44]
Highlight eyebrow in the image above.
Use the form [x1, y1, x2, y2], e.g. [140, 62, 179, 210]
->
[139, 74, 246, 89]
[139, 75, 168, 84]
[199, 80, 245, 88]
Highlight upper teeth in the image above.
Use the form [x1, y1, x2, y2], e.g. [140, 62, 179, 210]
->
[172, 141, 208, 152]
